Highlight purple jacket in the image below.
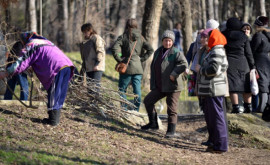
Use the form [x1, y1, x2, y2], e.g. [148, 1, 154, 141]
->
[7, 39, 74, 90]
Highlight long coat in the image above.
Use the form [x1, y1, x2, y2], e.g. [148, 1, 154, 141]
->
[112, 29, 154, 75]
[251, 28, 270, 93]
[150, 47, 188, 93]
[223, 30, 255, 92]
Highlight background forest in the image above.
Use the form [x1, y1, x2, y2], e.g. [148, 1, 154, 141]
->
[1, 0, 270, 53]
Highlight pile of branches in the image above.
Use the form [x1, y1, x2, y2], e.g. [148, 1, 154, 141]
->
[66, 74, 139, 120]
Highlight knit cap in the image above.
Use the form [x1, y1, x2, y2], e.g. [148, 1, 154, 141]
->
[206, 19, 219, 29]
[201, 28, 213, 38]
[254, 16, 269, 27]
[162, 30, 175, 42]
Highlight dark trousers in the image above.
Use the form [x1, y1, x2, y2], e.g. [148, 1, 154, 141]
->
[144, 89, 180, 124]
[47, 67, 71, 111]
[203, 96, 228, 151]
[86, 71, 103, 82]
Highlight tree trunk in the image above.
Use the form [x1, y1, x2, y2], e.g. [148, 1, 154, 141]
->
[180, 0, 193, 55]
[114, 0, 127, 40]
[259, 0, 266, 16]
[213, 0, 219, 21]
[242, 0, 250, 23]
[207, 0, 214, 20]
[201, 0, 207, 28]
[29, 0, 37, 32]
[83, 0, 89, 23]
[221, 0, 229, 21]
[63, 0, 70, 52]
[130, 0, 138, 19]
[105, 0, 110, 48]
[141, 0, 163, 91]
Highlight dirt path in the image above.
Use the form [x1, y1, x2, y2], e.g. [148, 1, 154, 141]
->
[1, 105, 270, 164]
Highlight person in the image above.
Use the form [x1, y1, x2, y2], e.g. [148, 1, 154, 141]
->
[241, 23, 252, 38]
[0, 32, 74, 126]
[4, 41, 29, 100]
[196, 28, 213, 146]
[251, 16, 270, 113]
[173, 23, 183, 51]
[141, 30, 188, 138]
[222, 17, 255, 113]
[80, 23, 106, 84]
[195, 29, 228, 153]
[241, 23, 259, 112]
[112, 18, 154, 112]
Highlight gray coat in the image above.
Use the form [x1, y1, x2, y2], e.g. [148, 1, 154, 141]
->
[197, 45, 228, 97]
[150, 47, 188, 92]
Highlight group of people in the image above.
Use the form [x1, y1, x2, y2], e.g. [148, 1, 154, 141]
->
[1, 16, 270, 154]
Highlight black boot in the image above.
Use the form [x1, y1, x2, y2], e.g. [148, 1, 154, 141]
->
[165, 123, 179, 138]
[141, 112, 159, 130]
[243, 103, 252, 113]
[231, 104, 240, 114]
[262, 104, 270, 121]
[42, 110, 61, 126]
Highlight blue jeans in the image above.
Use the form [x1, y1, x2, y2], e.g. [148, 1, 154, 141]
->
[4, 73, 29, 100]
[118, 74, 142, 111]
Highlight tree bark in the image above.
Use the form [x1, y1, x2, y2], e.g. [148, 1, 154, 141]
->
[63, 0, 70, 52]
[180, 0, 193, 55]
[221, 0, 229, 21]
[259, 0, 266, 16]
[201, 0, 207, 28]
[130, 0, 138, 19]
[242, 0, 250, 23]
[29, 0, 37, 32]
[141, 0, 163, 90]
[207, 0, 214, 20]
[213, 0, 219, 21]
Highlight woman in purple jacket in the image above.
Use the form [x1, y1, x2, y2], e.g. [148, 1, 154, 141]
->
[0, 32, 74, 126]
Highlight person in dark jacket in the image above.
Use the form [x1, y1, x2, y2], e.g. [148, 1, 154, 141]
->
[141, 30, 188, 138]
[112, 18, 154, 111]
[251, 16, 270, 113]
[222, 17, 255, 113]
[195, 29, 229, 153]
[4, 41, 29, 100]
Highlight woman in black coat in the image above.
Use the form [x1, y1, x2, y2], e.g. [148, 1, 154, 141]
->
[223, 17, 255, 113]
[251, 16, 270, 113]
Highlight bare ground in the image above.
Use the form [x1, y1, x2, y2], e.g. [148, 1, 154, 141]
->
[0, 104, 270, 165]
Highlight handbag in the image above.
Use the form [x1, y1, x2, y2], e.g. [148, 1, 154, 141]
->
[250, 69, 259, 95]
[187, 74, 196, 96]
[115, 41, 137, 74]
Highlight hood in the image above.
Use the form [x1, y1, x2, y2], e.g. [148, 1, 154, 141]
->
[262, 29, 270, 41]
[223, 30, 246, 41]
[208, 29, 227, 50]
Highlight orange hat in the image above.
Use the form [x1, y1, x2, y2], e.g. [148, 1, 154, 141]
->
[208, 29, 227, 51]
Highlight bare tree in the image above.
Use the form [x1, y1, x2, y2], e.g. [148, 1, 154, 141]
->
[207, 0, 214, 19]
[141, 0, 163, 90]
[130, 0, 138, 18]
[29, 0, 37, 32]
[242, 0, 250, 22]
[221, 0, 229, 21]
[179, 0, 193, 55]
[259, 0, 266, 16]
[214, 0, 219, 21]
[201, 0, 207, 28]
[63, 0, 70, 52]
